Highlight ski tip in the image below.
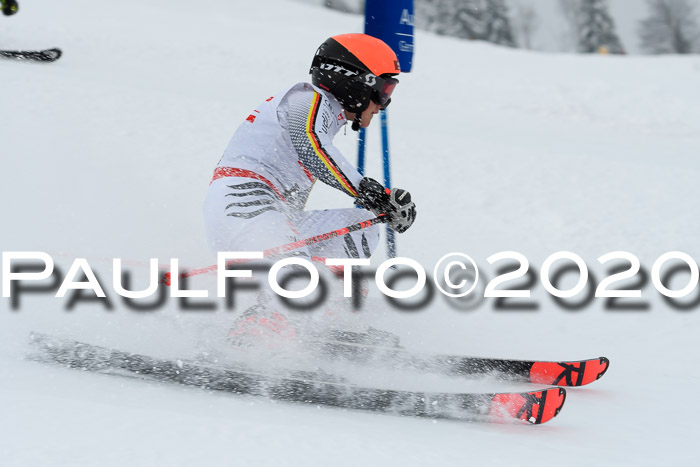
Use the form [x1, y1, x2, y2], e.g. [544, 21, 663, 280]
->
[529, 356, 610, 387]
[490, 387, 566, 425]
[47, 48, 63, 61]
[596, 356, 610, 380]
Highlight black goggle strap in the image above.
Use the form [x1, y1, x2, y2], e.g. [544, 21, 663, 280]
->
[351, 114, 362, 131]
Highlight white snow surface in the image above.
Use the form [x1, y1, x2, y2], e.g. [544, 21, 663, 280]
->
[2, 1, 700, 466]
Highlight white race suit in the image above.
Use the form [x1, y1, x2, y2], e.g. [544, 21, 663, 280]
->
[203, 82, 381, 260]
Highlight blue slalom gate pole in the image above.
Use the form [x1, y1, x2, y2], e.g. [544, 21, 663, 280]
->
[356, 114, 396, 259]
[380, 109, 396, 259]
[357, 127, 366, 176]
[362, 0, 413, 260]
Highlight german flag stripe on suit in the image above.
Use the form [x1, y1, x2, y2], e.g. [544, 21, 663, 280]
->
[305, 92, 358, 197]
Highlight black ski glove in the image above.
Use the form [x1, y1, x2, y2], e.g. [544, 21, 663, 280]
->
[2, 0, 18, 16]
[356, 177, 416, 234]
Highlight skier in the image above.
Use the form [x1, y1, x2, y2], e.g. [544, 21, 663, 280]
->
[2, 0, 18, 16]
[203, 33, 416, 346]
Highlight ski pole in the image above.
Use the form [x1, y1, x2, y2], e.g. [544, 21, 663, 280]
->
[161, 215, 388, 286]
[381, 109, 397, 260]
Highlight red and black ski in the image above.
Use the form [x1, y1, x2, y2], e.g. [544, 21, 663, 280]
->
[27, 332, 566, 425]
[315, 339, 609, 387]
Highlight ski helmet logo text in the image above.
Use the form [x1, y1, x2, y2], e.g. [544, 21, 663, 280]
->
[319, 63, 357, 77]
[364, 74, 377, 86]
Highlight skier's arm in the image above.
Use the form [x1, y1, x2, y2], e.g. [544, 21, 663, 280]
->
[285, 90, 361, 197]
[2, 0, 19, 16]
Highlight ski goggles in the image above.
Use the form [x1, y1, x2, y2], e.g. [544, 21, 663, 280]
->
[372, 76, 398, 110]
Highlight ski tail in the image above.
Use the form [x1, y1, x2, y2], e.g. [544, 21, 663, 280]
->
[0, 48, 62, 62]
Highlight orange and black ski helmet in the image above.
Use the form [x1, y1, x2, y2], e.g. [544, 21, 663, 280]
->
[310, 34, 400, 115]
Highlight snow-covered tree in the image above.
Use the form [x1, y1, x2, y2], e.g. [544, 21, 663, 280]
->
[483, 0, 517, 47]
[559, 0, 583, 51]
[576, 0, 625, 54]
[512, 2, 538, 50]
[435, 0, 487, 40]
[416, 0, 515, 47]
[415, 0, 440, 32]
[638, 0, 700, 54]
[323, 0, 364, 14]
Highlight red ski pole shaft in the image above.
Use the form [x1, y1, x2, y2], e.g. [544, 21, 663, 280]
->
[161, 215, 387, 286]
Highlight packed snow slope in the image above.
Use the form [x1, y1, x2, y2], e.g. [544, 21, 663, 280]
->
[2, 1, 700, 466]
